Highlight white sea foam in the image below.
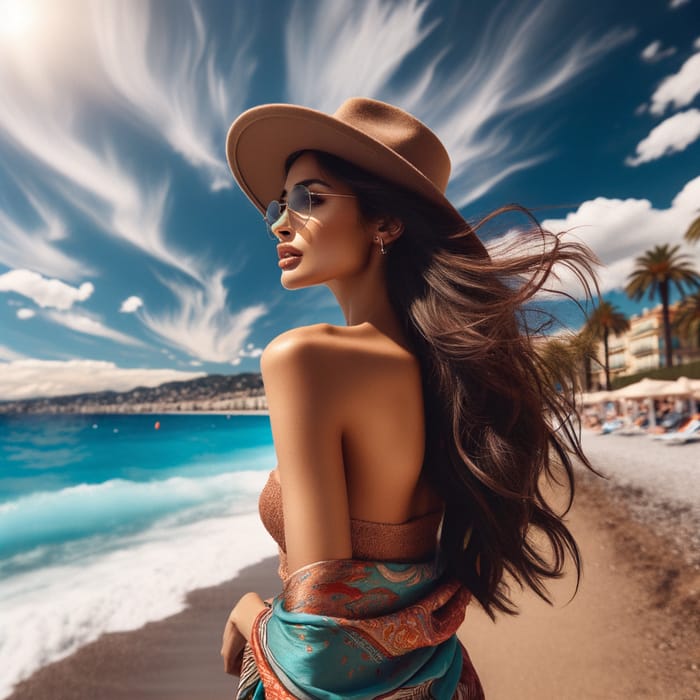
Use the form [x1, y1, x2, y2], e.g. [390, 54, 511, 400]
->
[0, 471, 278, 699]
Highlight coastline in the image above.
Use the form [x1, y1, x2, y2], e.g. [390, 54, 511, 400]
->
[6, 557, 281, 700]
[6, 435, 699, 699]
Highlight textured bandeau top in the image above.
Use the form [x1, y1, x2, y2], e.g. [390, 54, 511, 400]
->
[259, 470, 443, 580]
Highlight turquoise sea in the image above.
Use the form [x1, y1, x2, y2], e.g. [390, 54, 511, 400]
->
[0, 413, 278, 698]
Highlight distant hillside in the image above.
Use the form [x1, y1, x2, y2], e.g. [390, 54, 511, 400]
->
[0, 373, 267, 414]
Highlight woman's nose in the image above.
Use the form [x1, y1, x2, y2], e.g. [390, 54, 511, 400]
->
[271, 209, 293, 240]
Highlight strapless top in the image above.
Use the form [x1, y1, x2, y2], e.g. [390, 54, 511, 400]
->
[258, 470, 443, 580]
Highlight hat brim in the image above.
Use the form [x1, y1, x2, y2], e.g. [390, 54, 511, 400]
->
[226, 103, 487, 257]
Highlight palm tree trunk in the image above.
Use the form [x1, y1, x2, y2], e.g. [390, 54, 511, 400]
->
[660, 280, 673, 368]
[603, 328, 610, 390]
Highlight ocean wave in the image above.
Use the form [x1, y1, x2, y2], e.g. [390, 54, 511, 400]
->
[0, 508, 279, 699]
[0, 470, 269, 563]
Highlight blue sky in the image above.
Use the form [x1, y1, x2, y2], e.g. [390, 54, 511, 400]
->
[0, 0, 699, 400]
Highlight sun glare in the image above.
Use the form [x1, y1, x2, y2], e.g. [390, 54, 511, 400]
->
[0, 0, 36, 39]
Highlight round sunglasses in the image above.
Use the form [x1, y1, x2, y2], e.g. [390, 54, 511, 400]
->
[263, 184, 356, 239]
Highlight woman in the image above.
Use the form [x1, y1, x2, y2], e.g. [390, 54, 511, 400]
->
[221, 98, 598, 699]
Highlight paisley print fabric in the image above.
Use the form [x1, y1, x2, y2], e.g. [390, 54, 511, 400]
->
[235, 559, 484, 700]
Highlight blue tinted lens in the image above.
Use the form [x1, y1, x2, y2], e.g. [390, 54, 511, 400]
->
[264, 200, 282, 226]
[264, 185, 311, 239]
[287, 185, 310, 216]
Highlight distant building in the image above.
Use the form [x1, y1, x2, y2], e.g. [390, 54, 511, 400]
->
[592, 303, 699, 389]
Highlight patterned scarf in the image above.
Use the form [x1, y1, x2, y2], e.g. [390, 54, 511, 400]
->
[235, 558, 484, 699]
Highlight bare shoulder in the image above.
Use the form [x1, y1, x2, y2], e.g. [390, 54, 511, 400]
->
[261, 323, 334, 370]
[262, 322, 418, 388]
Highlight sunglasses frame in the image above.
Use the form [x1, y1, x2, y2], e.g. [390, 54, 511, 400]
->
[264, 184, 356, 239]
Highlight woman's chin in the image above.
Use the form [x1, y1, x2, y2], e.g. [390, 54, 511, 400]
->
[280, 271, 308, 290]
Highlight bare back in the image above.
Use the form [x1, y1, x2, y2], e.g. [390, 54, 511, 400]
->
[331, 323, 442, 523]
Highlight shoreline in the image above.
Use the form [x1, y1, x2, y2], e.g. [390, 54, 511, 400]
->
[6, 557, 281, 700]
[6, 442, 700, 699]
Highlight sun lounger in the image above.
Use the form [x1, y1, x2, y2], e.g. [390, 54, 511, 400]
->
[616, 424, 648, 436]
[652, 419, 700, 444]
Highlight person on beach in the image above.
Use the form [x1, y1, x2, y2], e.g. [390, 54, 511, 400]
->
[221, 97, 599, 699]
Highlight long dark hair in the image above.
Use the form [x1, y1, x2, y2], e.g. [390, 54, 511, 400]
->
[286, 149, 601, 619]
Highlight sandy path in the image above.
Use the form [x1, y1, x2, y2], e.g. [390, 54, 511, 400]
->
[460, 468, 700, 699]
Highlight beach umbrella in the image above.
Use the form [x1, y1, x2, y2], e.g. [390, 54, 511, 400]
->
[693, 379, 700, 402]
[611, 378, 671, 399]
[581, 390, 613, 404]
[658, 376, 698, 413]
[662, 376, 694, 396]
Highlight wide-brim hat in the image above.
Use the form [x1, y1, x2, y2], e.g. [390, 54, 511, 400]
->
[226, 97, 487, 257]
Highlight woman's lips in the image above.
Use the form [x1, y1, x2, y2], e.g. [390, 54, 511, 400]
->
[278, 254, 302, 269]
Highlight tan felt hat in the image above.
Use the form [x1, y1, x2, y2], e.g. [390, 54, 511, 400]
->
[226, 97, 487, 256]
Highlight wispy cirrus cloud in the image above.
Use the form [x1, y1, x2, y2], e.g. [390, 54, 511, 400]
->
[640, 40, 676, 63]
[91, 0, 255, 192]
[0, 28, 201, 283]
[0, 186, 89, 281]
[0, 0, 256, 285]
[139, 271, 267, 363]
[44, 309, 146, 347]
[285, 0, 635, 208]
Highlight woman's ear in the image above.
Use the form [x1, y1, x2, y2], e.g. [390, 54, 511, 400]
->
[375, 216, 405, 242]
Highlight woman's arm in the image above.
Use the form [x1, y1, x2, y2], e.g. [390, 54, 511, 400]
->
[261, 325, 353, 575]
[222, 325, 352, 673]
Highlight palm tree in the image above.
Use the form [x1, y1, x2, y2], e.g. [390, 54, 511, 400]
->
[571, 328, 599, 392]
[536, 336, 578, 393]
[684, 214, 700, 244]
[625, 244, 700, 369]
[584, 301, 630, 390]
[674, 291, 700, 349]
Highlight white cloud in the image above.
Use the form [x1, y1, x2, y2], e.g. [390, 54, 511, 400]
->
[0, 0, 246, 284]
[0, 186, 90, 281]
[650, 52, 700, 115]
[238, 343, 263, 358]
[139, 270, 268, 363]
[44, 310, 145, 347]
[640, 40, 676, 63]
[535, 175, 700, 296]
[0, 359, 205, 400]
[634, 103, 648, 116]
[120, 295, 143, 313]
[90, 0, 255, 191]
[626, 108, 700, 165]
[0, 269, 93, 309]
[189, 360, 202, 367]
[0, 345, 25, 361]
[0, 59, 197, 282]
[286, 0, 635, 207]
[669, 0, 691, 8]
[694, 37, 700, 50]
[17, 308, 35, 320]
